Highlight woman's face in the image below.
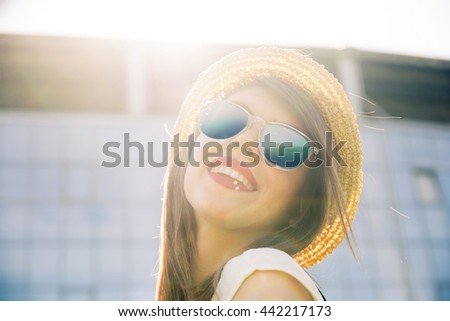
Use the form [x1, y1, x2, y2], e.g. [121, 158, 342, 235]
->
[184, 85, 307, 233]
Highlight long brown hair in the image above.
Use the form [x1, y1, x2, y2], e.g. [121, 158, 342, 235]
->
[156, 77, 351, 300]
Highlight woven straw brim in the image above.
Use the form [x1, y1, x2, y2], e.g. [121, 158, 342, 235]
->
[168, 47, 363, 268]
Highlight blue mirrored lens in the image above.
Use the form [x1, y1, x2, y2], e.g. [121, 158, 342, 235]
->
[261, 125, 310, 169]
[199, 101, 248, 139]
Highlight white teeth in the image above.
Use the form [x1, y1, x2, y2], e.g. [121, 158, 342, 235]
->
[210, 165, 255, 191]
[229, 171, 239, 179]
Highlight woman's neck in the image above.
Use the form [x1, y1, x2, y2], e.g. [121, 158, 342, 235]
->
[193, 217, 257, 284]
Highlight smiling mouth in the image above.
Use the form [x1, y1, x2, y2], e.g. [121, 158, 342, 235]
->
[210, 164, 256, 191]
[206, 156, 258, 192]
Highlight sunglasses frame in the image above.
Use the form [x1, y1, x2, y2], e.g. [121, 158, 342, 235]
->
[198, 100, 314, 171]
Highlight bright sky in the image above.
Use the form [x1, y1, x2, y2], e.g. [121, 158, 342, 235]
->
[0, 0, 449, 60]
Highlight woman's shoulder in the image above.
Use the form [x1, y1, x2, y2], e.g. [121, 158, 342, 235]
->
[212, 247, 324, 301]
[231, 269, 314, 300]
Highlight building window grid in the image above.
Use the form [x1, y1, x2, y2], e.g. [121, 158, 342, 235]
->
[0, 120, 162, 300]
[370, 125, 413, 300]
[400, 125, 449, 300]
[418, 138, 449, 299]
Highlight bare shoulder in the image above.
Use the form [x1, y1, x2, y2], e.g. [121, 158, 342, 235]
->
[231, 270, 314, 301]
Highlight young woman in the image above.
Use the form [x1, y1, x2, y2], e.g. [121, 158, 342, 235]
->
[156, 47, 363, 300]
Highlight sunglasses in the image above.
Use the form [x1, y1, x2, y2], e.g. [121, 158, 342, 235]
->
[198, 100, 314, 170]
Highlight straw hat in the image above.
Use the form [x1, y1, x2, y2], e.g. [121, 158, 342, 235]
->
[169, 47, 363, 268]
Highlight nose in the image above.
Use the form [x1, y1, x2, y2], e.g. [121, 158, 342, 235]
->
[236, 115, 264, 145]
[226, 116, 264, 165]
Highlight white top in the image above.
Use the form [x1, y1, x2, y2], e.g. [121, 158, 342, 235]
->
[211, 247, 324, 301]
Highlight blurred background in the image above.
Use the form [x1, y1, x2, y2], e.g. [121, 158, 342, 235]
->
[0, 0, 449, 300]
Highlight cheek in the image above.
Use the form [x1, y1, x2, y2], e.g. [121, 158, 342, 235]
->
[183, 135, 207, 184]
[259, 169, 304, 215]
[182, 137, 218, 211]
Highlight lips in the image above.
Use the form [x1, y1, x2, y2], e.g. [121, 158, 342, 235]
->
[207, 156, 258, 192]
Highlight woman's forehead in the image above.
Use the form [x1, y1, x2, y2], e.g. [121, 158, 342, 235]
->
[225, 85, 306, 132]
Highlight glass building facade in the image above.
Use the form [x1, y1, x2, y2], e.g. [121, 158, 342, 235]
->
[0, 35, 449, 300]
